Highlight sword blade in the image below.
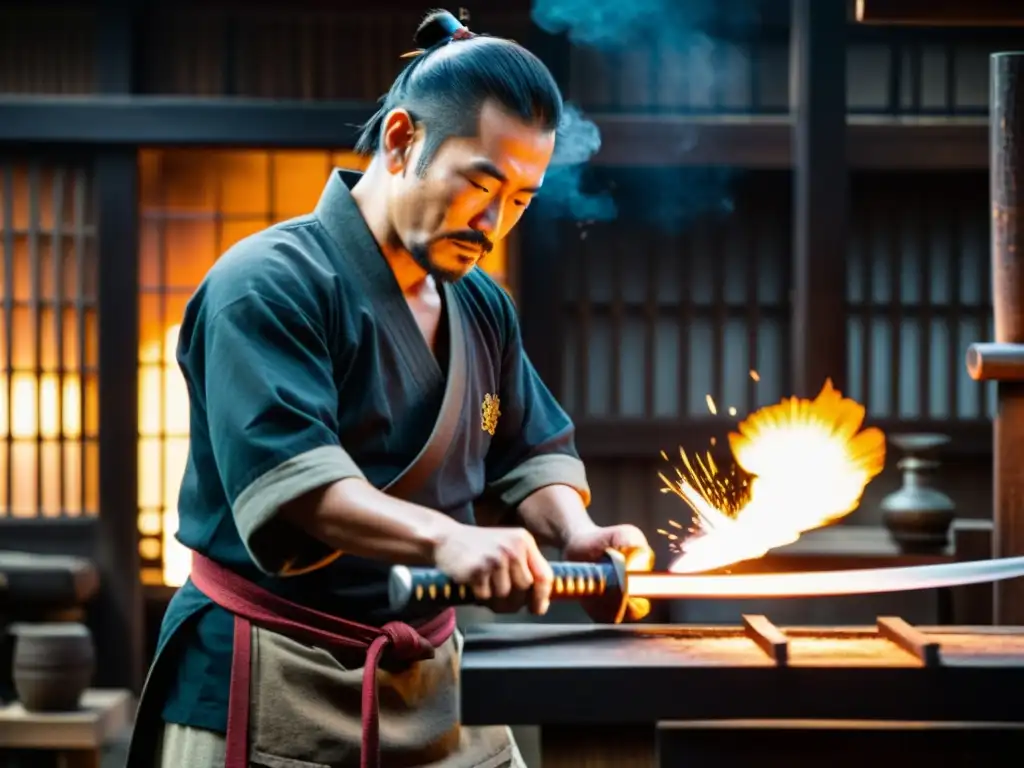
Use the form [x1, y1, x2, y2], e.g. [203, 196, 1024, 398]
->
[627, 556, 1024, 599]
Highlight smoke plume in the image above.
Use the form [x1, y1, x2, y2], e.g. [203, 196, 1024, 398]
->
[532, 0, 758, 231]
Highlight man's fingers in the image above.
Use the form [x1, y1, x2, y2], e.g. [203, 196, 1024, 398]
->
[508, 550, 534, 593]
[490, 561, 512, 599]
[471, 570, 492, 601]
[622, 544, 656, 572]
[609, 526, 655, 572]
[525, 544, 554, 615]
[610, 525, 651, 551]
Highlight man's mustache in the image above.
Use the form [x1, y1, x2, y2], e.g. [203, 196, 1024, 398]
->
[437, 230, 494, 254]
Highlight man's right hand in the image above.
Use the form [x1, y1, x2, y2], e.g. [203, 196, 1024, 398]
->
[432, 525, 554, 615]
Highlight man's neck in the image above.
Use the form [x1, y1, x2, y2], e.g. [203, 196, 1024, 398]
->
[350, 161, 429, 295]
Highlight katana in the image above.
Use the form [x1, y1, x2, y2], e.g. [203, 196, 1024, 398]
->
[388, 550, 1024, 623]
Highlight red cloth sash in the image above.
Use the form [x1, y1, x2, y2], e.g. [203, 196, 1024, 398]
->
[189, 552, 456, 768]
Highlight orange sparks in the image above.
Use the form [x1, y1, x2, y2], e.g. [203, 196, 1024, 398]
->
[705, 394, 718, 415]
[750, 370, 761, 382]
[660, 379, 886, 574]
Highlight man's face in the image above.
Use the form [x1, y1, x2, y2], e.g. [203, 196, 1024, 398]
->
[383, 100, 556, 282]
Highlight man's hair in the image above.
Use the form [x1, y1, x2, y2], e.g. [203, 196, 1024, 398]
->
[354, 9, 563, 175]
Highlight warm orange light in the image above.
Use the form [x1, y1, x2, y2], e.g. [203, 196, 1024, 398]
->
[138, 324, 191, 587]
[661, 380, 887, 573]
[0, 373, 85, 518]
[138, 148, 516, 586]
[0, 373, 82, 439]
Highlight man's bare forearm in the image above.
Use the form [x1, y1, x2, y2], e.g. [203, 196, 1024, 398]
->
[515, 484, 597, 550]
[280, 477, 461, 565]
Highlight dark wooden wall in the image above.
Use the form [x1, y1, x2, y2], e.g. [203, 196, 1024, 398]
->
[0, 0, 1008, 686]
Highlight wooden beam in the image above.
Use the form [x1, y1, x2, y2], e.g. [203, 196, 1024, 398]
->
[855, 0, 1024, 26]
[0, 98, 989, 169]
[790, 0, 849, 397]
[989, 53, 1024, 626]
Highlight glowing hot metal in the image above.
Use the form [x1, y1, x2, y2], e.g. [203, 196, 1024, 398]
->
[390, 551, 1024, 623]
[626, 556, 1024, 599]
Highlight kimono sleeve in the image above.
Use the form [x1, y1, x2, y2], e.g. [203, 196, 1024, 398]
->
[483, 292, 591, 510]
[203, 291, 366, 575]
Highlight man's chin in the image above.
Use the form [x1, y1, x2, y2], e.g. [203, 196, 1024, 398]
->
[427, 263, 473, 284]
[428, 256, 479, 283]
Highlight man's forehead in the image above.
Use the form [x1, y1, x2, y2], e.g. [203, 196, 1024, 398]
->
[474, 104, 555, 162]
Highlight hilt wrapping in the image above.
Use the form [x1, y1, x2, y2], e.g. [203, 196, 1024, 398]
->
[388, 549, 630, 623]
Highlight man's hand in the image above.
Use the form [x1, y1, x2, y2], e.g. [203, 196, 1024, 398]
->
[563, 523, 656, 621]
[432, 523, 554, 615]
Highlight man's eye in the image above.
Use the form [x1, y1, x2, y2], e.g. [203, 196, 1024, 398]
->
[469, 181, 490, 193]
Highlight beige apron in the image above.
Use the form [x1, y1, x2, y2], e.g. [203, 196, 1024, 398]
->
[157, 627, 523, 768]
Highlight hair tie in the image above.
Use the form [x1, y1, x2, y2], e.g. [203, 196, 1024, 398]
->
[401, 8, 475, 58]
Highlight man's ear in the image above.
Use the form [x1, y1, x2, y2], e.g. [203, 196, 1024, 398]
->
[381, 109, 416, 175]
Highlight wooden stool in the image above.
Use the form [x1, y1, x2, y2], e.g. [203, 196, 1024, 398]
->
[0, 688, 134, 768]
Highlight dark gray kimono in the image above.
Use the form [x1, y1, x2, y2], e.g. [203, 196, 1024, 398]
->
[155, 169, 590, 734]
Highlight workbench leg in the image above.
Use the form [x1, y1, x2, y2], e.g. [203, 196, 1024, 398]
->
[656, 721, 1024, 767]
[539, 724, 656, 768]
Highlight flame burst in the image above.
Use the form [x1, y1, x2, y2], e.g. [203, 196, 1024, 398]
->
[660, 380, 886, 574]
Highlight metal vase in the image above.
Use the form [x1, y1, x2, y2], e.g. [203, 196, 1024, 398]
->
[881, 434, 957, 554]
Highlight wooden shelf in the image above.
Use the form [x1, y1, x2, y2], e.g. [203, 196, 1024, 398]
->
[0, 688, 133, 751]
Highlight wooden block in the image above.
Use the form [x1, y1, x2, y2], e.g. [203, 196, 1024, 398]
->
[0, 688, 134, 750]
[877, 616, 941, 667]
[742, 614, 789, 666]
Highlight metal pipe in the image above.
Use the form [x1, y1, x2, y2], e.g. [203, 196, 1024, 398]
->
[966, 342, 1024, 381]
[855, 0, 1024, 27]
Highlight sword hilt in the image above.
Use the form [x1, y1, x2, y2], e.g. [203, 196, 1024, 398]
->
[388, 548, 630, 623]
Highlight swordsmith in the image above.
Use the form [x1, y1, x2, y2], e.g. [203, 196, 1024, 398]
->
[388, 549, 1024, 624]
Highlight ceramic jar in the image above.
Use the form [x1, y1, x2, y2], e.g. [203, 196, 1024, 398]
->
[880, 433, 957, 554]
[11, 622, 95, 712]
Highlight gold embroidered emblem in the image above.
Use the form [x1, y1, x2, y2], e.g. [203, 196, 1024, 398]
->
[481, 393, 501, 436]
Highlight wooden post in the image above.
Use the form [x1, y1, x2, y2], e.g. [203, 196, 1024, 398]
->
[790, 0, 849, 397]
[92, 0, 145, 691]
[519, 23, 572, 398]
[967, 52, 1024, 625]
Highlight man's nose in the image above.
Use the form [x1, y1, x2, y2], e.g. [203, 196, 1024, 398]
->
[471, 200, 502, 236]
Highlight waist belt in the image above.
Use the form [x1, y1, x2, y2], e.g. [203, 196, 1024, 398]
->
[189, 552, 456, 768]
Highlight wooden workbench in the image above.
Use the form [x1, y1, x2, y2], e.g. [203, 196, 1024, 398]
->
[0, 689, 134, 768]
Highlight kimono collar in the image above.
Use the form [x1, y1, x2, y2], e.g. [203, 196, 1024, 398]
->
[313, 168, 399, 299]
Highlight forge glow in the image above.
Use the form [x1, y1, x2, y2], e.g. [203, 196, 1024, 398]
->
[661, 380, 887, 574]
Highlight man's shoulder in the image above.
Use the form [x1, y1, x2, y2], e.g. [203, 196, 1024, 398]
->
[199, 217, 345, 320]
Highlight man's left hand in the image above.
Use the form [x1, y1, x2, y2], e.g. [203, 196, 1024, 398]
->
[562, 524, 655, 622]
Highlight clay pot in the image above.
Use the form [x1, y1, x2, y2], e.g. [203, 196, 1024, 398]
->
[11, 622, 95, 712]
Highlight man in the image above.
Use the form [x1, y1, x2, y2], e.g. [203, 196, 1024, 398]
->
[127, 9, 653, 768]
